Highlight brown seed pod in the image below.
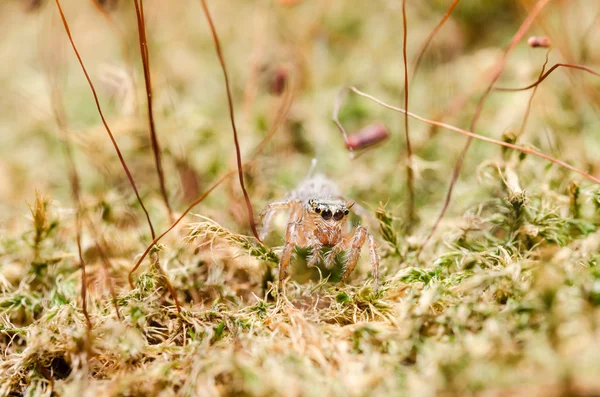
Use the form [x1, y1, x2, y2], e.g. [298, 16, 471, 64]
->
[23, 0, 43, 11]
[527, 36, 552, 48]
[268, 67, 288, 96]
[346, 123, 389, 151]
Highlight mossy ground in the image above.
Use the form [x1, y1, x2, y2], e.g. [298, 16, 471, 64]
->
[1, 1, 600, 396]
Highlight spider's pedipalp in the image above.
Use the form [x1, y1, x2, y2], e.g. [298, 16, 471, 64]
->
[306, 242, 323, 268]
[279, 220, 306, 291]
[325, 242, 344, 269]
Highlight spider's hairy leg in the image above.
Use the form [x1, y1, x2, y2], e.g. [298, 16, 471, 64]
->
[367, 232, 380, 290]
[279, 220, 306, 292]
[258, 201, 296, 241]
[338, 226, 379, 288]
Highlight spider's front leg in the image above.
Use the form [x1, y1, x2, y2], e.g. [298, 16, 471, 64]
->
[338, 226, 380, 289]
[279, 220, 307, 291]
[258, 201, 297, 241]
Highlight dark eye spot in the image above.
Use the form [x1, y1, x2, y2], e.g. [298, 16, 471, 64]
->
[344, 209, 349, 215]
[315, 207, 321, 214]
[333, 210, 344, 221]
[321, 209, 332, 220]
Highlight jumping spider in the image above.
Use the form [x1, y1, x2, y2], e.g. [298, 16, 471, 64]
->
[258, 174, 379, 291]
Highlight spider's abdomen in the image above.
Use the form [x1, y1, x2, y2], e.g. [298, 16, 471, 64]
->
[286, 174, 341, 203]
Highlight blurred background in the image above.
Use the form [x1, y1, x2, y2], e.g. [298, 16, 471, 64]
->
[0, 0, 598, 238]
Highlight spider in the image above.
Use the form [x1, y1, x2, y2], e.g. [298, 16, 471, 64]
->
[258, 173, 379, 291]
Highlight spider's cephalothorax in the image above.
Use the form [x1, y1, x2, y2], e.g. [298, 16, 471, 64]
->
[258, 174, 379, 292]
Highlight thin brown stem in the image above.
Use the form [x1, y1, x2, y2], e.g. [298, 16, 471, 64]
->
[129, 171, 235, 288]
[130, 81, 294, 283]
[133, 0, 174, 223]
[346, 86, 600, 184]
[133, 1, 180, 310]
[422, 0, 553, 253]
[332, 88, 352, 151]
[55, 0, 156, 238]
[401, 0, 415, 229]
[199, 0, 261, 242]
[518, 48, 551, 138]
[522, 0, 600, 114]
[495, 63, 600, 91]
[58, 0, 181, 314]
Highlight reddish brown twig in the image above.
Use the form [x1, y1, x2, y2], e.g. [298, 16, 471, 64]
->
[524, 0, 600, 113]
[199, 0, 261, 242]
[129, 171, 234, 288]
[57, 0, 181, 314]
[411, 0, 461, 83]
[495, 63, 600, 92]
[133, 0, 174, 223]
[135, 1, 181, 314]
[518, 47, 551, 138]
[130, 80, 295, 282]
[55, 0, 156, 238]
[401, 0, 415, 228]
[421, 0, 553, 253]
[345, 86, 600, 184]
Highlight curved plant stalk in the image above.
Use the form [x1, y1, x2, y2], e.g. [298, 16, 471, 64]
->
[517, 48, 551, 138]
[401, 0, 415, 229]
[130, 79, 295, 283]
[133, 0, 174, 223]
[199, 0, 261, 242]
[420, 0, 553, 254]
[495, 63, 600, 92]
[342, 86, 600, 183]
[54, 0, 156, 238]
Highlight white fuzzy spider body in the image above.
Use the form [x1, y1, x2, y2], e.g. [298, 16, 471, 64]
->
[258, 174, 379, 291]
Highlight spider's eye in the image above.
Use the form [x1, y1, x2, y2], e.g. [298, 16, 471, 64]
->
[321, 209, 332, 220]
[315, 207, 321, 214]
[344, 209, 349, 215]
[333, 210, 344, 221]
